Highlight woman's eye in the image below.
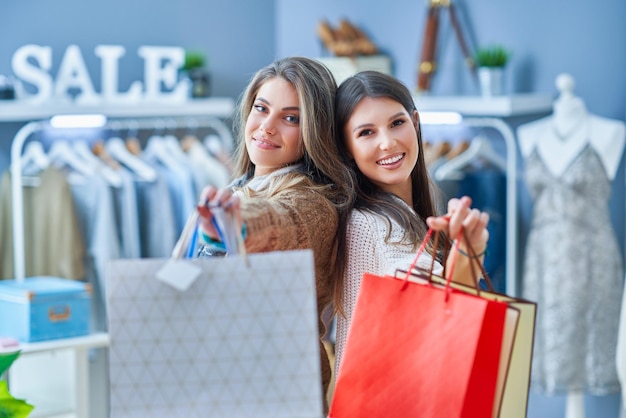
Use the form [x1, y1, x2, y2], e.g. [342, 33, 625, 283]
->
[357, 129, 373, 137]
[391, 119, 405, 128]
[285, 115, 300, 124]
[253, 104, 267, 113]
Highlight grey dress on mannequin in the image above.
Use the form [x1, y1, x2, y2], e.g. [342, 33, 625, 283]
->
[518, 74, 625, 398]
[522, 144, 622, 395]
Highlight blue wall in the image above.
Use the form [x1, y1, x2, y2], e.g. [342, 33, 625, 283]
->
[277, 0, 626, 121]
[2, 1, 626, 417]
[0, 0, 275, 99]
[0, 0, 276, 173]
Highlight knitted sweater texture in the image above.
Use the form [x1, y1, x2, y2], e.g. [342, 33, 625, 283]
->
[240, 184, 338, 404]
[334, 209, 443, 377]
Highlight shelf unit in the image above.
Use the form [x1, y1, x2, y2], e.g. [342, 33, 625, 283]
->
[8, 333, 110, 418]
[414, 94, 552, 296]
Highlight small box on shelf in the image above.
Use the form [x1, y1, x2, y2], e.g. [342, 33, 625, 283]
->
[0, 276, 91, 342]
[316, 55, 392, 85]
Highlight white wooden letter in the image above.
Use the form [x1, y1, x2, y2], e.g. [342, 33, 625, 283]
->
[55, 44, 100, 104]
[11, 44, 53, 103]
[138, 46, 187, 103]
[95, 45, 143, 104]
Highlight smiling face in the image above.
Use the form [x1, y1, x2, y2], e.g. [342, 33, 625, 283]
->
[244, 77, 303, 176]
[344, 96, 419, 204]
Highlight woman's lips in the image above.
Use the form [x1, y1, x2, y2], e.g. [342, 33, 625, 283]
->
[377, 153, 405, 167]
[253, 137, 279, 149]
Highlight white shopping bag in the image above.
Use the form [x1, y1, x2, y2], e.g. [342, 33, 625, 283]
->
[105, 249, 323, 418]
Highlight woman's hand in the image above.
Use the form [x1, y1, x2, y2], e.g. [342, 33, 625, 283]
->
[425, 196, 489, 256]
[196, 185, 242, 241]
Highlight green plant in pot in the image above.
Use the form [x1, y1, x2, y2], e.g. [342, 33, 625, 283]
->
[474, 44, 511, 97]
[180, 50, 210, 98]
[1, 349, 34, 417]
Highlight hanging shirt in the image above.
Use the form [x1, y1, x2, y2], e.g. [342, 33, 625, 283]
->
[0, 166, 85, 280]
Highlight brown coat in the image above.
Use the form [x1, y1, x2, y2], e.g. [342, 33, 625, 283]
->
[241, 185, 338, 406]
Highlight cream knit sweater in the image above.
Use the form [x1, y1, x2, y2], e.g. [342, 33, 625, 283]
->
[334, 208, 443, 377]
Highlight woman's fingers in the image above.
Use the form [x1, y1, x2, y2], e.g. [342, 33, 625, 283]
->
[427, 196, 490, 253]
[196, 185, 244, 242]
[425, 215, 449, 230]
[447, 196, 471, 239]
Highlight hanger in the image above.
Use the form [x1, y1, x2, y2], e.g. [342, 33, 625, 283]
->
[105, 137, 158, 182]
[434, 135, 506, 181]
[73, 141, 123, 187]
[423, 140, 451, 167]
[201, 133, 234, 175]
[162, 134, 189, 164]
[125, 137, 142, 156]
[47, 140, 95, 176]
[161, 119, 188, 163]
[143, 134, 181, 170]
[201, 116, 234, 154]
[20, 141, 50, 175]
[444, 139, 470, 161]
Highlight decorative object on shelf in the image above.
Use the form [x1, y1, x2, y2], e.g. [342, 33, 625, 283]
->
[475, 44, 511, 97]
[0, 344, 34, 418]
[0, 75, 17, 100]
[0, 277, 92, 343]
[316, 55, 392, 85]
[180, 49, 210, 98]
[316, 19, 389, 84]
[316, 19, 378, 57]
[417, 0, 476, 93]
[12, 44, 189, 105]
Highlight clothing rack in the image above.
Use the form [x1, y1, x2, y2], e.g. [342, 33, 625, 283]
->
[431, 117, 517, 296]
[9, 115, 232, 283]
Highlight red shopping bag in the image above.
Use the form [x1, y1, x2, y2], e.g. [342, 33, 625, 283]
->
[399, 263, 535, 417]
[329, 230, 508, 418]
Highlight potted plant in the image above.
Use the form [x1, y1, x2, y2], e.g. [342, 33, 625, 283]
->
[1, 348, 34, 417]
[180, 49, 210, 98]
[474, 44, 511, 97]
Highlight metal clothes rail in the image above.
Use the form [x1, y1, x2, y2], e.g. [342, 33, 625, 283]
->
[9, 115, 232, 282]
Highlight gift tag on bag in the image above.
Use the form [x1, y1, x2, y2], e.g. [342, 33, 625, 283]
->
[155, 259, 201, 292]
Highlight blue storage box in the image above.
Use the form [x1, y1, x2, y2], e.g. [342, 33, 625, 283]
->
[0, 276, 91, 342]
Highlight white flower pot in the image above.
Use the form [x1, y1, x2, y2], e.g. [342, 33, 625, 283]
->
[478, 67, 504, 97]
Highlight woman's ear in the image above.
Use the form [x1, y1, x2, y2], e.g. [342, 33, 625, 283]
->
[412, 110, 420, 128]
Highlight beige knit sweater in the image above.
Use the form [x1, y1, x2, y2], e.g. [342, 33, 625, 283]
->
[240, 185, 338, 406]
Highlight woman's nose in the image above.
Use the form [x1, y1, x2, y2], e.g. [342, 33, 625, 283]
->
[379, 131, 395, 150]
[260, 118, 276, 135]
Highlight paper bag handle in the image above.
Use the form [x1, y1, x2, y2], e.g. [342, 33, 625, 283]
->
[461, 229, 495, 292]
[401, 226, 495, 299]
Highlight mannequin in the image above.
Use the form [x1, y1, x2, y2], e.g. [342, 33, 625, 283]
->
[518, 73, 626, 418]
[518, 73, 624, 179]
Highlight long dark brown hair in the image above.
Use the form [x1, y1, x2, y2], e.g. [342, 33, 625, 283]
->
[332, 71, 446, 315]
